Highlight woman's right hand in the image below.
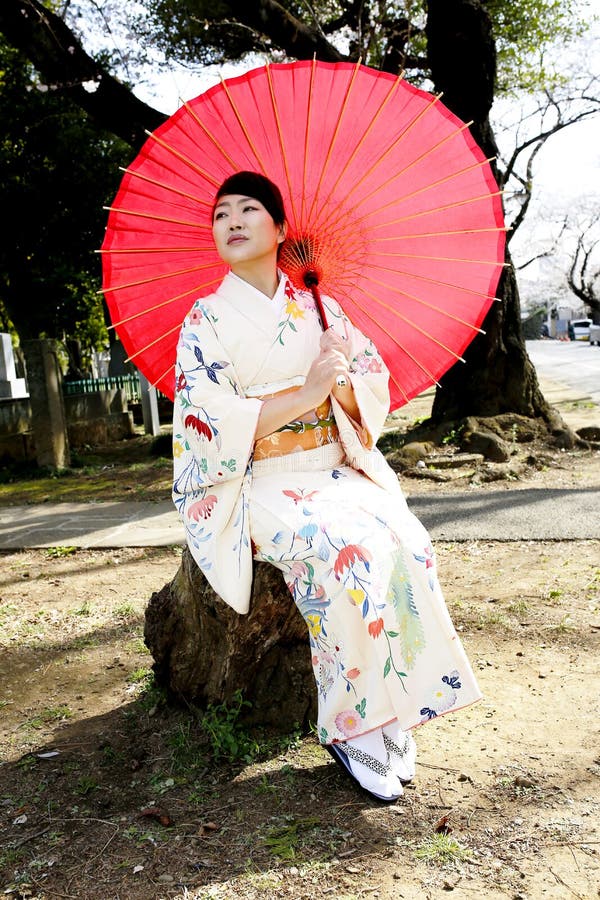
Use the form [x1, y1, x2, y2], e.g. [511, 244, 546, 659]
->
[301, 347, 349, 409]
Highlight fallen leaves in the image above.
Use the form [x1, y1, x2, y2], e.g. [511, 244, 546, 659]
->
[139, 806, 173, 827]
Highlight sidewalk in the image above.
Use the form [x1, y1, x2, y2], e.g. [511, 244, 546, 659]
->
[1, 483, 599, 551]
[1, 371, 598, 549]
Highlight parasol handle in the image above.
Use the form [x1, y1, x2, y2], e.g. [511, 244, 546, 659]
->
[303, 269, 329, 330]
[303, 270, 347, 388]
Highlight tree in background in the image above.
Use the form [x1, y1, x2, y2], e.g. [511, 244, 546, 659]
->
[0, 37, 131, 373]
[567, 214, 600, 320]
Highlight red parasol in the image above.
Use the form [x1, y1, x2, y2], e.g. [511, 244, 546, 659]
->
[101, 60, 505, 409]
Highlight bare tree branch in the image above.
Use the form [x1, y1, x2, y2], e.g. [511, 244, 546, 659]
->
[229, 0, 347, 63]
[0, 0, 165, 148]
[567, 214, 600, 315]
[516, 216, 568, 271]
[496, 74, 600, 238]
[500, 107, 598, 187]
[505, 137, 545, 238]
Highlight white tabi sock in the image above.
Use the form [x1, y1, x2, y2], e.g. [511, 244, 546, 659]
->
[382, 720, 417, 783]
[344, 728, 403, 799]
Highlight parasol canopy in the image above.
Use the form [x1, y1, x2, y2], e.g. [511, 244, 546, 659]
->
[101, 59, 506, 408]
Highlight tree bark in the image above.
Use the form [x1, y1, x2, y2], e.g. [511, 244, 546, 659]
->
[144, 548, 317, 730]
[425, 0, 557, 425]
[231, 0, 346, 63]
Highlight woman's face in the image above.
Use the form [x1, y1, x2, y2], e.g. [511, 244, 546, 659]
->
[212, 194, 285, 270]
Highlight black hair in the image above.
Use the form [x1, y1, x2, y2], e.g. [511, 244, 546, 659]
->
[213, 171, 286, 228]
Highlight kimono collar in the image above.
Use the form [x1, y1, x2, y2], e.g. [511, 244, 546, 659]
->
[219, 269, 288, 309]
[212, 270, 291, 337]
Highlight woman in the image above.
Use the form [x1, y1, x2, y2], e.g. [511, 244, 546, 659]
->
[173, 171, 481, 802]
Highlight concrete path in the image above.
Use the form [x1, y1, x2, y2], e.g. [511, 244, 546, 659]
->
[0, 501, 182, 550]
[1, 482, 599, 550]
[1, 361, 598, 550]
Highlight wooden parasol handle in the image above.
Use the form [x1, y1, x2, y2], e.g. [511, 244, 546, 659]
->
[302, 269, 329, 330]
[302, 269, 347, 387]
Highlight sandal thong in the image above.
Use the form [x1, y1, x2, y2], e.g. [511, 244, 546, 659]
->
[382, 732, 415, 785]
[325, 742, 402, 803]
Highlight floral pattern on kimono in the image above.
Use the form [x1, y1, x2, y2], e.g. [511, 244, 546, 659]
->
[173, 270, 482, 739]
[172, 271, 395, 612]
[248, 455, 481, 742]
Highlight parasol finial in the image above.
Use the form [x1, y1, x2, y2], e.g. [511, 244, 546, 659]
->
[302, 269, 319, 288]
[301, 268, 329, 330]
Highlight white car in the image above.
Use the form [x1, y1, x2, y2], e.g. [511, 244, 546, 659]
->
[570, 318, 592, 340]
[590, 324, 600, 346]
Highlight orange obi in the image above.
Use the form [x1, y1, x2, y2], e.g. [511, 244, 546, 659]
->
[253, 386, 339, 461]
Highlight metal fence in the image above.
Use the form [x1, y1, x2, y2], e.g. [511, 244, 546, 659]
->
[63, 374, 142, 402]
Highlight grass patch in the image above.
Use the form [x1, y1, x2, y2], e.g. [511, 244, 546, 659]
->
[127, 666, 153, 684]
[0, 434, 173, 506]
[71, 600, 93, 616]
[113, 602, 138, 619]
[262, 816, 322, 861]
[74, 776, 99, 797]
[0, 603, 18, 627]
[201, 690, 261, 763]
[476, 609, 507, 629]
[168, 720, 207, 772]
[22, 705, 73, 730]
[45, 546, 77, 559]
[414, 833, 472, 864]
[552, 614, 575, 633]
[126, 636, 150, 654]
[508, 598, 529, 617]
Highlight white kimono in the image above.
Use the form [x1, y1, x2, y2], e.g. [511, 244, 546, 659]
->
[173, 272, 481, 744]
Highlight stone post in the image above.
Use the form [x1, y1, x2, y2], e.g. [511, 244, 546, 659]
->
[22, 339, 70, 469]
[0, 333, 28, 399]
[139, 371, 161, 436]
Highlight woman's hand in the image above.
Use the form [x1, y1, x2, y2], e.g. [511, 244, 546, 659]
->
[255, 329, 358, 440]
[319, 327, 352, 363]
[301, 332, 351, 408]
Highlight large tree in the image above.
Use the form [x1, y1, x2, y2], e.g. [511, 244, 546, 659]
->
[0, 0, 594, 424]
[0, 35, 132, 365]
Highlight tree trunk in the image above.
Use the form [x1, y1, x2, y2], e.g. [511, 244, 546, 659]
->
[431, 262, 553, 422]
[425, 0, 557, 426]
[144, 548, 317, 731]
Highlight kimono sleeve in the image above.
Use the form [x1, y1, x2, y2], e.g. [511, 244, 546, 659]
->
[174, 309, 263, 487]
[172, 305, 262, 615]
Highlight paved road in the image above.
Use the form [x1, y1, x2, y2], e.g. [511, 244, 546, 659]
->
[0, 357, 598, 550]
[1, 482, 599, 550]
[526, 339, 600, 406]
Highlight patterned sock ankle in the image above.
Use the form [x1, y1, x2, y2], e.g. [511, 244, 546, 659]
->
[382, 721, 417, 782]
[344, 728, 403, 799]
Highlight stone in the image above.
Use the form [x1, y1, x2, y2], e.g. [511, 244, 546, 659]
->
[0, 333, 28, 399]
[426, 452, 484, 469]
[399, 441, 432, 464]
[460, 428, 510, 462]
[577, 426, 600, 442]
[385, 442, 432, 471]
[551, 428, 575, 450]
[21, 339, 70, 468]
[139, 371, 161, 437]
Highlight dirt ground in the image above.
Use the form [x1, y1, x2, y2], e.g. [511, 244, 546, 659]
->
[0, 391, 599, 899]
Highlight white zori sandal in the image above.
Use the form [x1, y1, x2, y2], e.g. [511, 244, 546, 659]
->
[325, 728, 403, 802]
[382, 722, 417, 784]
